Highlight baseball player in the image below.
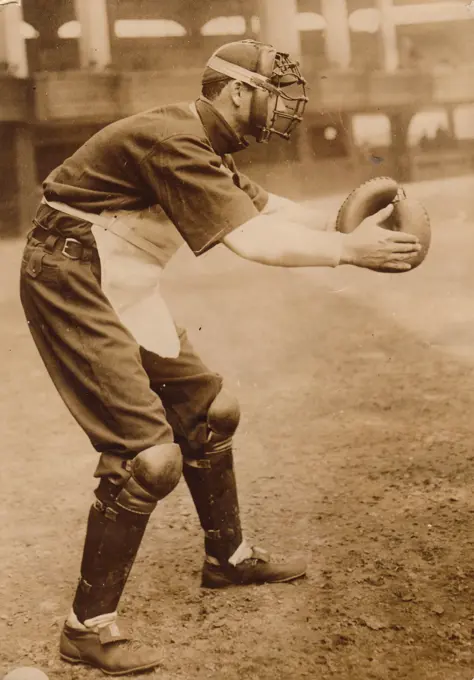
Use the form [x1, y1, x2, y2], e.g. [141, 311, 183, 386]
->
[20, 40, 420, 675]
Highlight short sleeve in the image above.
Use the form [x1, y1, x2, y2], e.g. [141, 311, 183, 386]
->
[140, 135, 261, 255]
[223, 155, 269, 212]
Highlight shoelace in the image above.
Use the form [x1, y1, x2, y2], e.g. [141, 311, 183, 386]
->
[241, 557, 264, 567]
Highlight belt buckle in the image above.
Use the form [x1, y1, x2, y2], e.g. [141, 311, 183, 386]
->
[61, 237, 81, 260]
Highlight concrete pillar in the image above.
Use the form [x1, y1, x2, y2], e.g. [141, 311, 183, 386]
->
[389, 112, 412, 182]
[320, 0, 351, 69]
[446, 106, 456, 141]
[0, 123, 37, 235]
[15, 124, 38, 229]
[0, 2, 28, 78]
[73, 0, 112, 71]
[375, 0, 399, 72]
[256, 0, 301, 61]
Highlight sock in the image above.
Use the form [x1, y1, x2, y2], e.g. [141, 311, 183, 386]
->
[67, 609, 117, 632]
[227, 539, 253, 566]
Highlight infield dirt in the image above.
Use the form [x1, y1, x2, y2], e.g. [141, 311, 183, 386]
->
[1, 176, 474, 680]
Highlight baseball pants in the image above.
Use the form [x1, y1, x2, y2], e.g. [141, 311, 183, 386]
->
[19, 209, 223, 484]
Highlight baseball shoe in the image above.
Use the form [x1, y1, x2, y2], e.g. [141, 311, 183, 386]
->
[59, 619, 161, 676]
[201, 546, 307, 588]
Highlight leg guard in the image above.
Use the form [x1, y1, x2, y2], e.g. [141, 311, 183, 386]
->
[181, 389, 243, 564]
[73, 443, 181, 623]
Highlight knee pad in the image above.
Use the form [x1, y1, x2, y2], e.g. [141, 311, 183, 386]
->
[206, 389, 240, 451]
[116, 443, 182, 514]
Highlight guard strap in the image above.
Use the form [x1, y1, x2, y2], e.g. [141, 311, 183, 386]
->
[207, 56, 277, 93]
[98, 621, 132, 645]
[41, 196, 164, 262]
[182, 444, 232, 469]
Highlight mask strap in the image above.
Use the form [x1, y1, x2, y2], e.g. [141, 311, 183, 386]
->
[206, 56, 277, 93]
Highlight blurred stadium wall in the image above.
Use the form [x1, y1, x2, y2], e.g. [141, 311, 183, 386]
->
[0, 0, 473, 234]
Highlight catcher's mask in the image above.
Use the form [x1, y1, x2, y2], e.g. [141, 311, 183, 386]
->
[202, 39, 308, 143]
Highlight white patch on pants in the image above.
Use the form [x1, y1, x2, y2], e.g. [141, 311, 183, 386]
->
[91, 206, 184, 358]
[42, 197, 185, 358]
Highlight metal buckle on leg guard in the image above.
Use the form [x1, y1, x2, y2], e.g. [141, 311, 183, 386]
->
[61, 237, 82, 260]
[94, 499, 119, 521]
[205, 528, 238, 541]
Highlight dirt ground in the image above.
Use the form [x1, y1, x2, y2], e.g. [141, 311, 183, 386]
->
[1, 175, 474, 680]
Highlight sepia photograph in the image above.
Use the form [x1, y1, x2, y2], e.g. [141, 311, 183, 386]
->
[1, 1, 474, 678]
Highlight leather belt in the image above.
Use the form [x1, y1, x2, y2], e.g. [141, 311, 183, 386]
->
[29, 225, 96, 262]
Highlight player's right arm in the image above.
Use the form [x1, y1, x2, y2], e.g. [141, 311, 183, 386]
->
[142, 134, 419, 271]
[222, 204, 421, 272]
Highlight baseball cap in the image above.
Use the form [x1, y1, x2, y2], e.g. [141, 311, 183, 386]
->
[202, 40, 268, 85]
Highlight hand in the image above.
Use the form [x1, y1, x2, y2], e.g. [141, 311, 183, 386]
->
[339, 204, 421, 271]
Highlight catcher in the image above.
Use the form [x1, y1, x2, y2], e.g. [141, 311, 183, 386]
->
[19, 39, 421, 675]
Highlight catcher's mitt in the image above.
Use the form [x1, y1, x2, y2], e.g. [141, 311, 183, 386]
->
[335, 176, 431, 273]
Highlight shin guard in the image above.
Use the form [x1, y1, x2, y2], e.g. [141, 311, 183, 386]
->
[72, 488, 150, 622]
[182, 439, 243, 564]
[73, 443, 181, 623]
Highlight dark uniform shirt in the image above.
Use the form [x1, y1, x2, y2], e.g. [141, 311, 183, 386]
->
[43, 98, 269, 255]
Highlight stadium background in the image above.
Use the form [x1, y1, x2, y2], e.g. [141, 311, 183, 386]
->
[0, 0, 473, 233]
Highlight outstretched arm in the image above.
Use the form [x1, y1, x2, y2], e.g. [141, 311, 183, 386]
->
[222, 205, 421, 272]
